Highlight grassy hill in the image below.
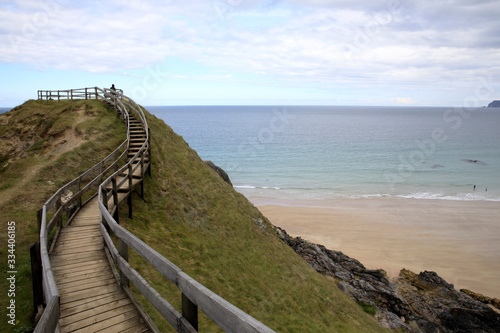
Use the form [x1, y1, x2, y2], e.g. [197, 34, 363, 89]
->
[0, 99, 126, 332]
[0, 99, 387, 332]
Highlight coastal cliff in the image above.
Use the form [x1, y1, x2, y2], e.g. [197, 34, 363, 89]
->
[487, 100, 500, 107]
[275, 226, 500, 332]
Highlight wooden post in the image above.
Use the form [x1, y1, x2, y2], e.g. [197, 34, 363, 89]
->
[37, 209, 43, 233]
[98, 163, 103, 186]
[95, 87, 98, 99]
[55, 197, 62, 227]
[147, 128, 152, 177]
[71, 89, 73, 100]
[128, 164, 133, 218]
[85, 87, 88, 100]
[76, 179, 82, 208]
[111, 177, 119, 224]
[182, 294, 198, 331]
[118, 239, 129, 288]
[57, 91, 60, 102]
[101, 187, 111, 234]
[30, 242, 44, 314]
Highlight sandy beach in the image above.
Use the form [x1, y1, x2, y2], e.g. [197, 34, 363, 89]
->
[257, 198, 500, 299]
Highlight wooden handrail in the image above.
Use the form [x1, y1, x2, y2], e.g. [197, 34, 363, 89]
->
[34, 87, 274, 332]
[34, 87, 131, 332]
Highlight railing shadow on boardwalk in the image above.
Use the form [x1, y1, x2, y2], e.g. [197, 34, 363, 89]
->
[32, 87, 275, 333]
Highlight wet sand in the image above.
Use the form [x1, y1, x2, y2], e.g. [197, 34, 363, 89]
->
[257, 198, 500, 299]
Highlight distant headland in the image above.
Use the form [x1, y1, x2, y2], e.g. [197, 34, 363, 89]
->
[487, 100, 500, 107]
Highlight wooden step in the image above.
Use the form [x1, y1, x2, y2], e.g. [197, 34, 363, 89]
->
[120, 164, 144, 179]
[104, 176, 142, 192]
[128, 154, 149, 162]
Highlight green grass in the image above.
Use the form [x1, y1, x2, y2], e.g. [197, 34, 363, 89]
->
[116, 109, 388, 332]
[357, 302, 377, 316]
[0, 99, 126, 333]
[0, 100, 388, 333]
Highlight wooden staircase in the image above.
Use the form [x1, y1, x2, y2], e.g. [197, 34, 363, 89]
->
[35, 88, 274, 333]
[103, 113, 149, 219]
[47, 111, 153, 332]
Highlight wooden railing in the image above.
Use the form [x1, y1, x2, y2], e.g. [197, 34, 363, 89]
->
[34, 87, 132, 333]
[34, 87, 275, 332]
[38, 87, 123, 101]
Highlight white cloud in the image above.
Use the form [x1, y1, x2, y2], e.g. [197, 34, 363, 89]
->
[1, 0, 499, 104]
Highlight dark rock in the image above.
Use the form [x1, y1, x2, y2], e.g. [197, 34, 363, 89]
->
[487, 100, 500, 107]
[461, 289, 500, 310]
[204, 160, 232, 186]
[275, 226, 500, 333]
[415, 317, 447, 333]
[462, 159, 487, 165]
[275, 227, 414, 330]
[376, 310, 418, 332]
[396, 269, 500, 333]
[439, 308, 500, 333]
[430, 164, 444, 169]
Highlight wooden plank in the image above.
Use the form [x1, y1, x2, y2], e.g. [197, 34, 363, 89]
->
[56, 230, 102, 242]
[96, 315, 150, 333]
[50, 250, 105, 265]
[60, 290, 124, 312]
[57, 277, 117, 295]
[55, 268, 113, 285]
[53, 236, 103, 248]
[53, 262, 111, 277]
[50, 242, 103, 255]
[61, 304, 138, 332]
[60, 224, 100, 231]
[60, 292, 128, 318]
[50, 250, 105, 264]
[59, 283, 121, 305]
[59, 297, 133, 326]
[51, 258, 109, 273]
[52, 236, 103, 248]
[56, 271, 115, 289]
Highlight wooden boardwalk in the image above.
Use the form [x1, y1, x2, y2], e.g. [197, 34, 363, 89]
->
[50, 199, 150, 333]
[48, 111, 152, 332]
[35, 88, 274, 333]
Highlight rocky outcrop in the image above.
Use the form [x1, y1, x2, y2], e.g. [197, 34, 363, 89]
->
[487, 100, 500, 107]
[205, 160, 232, 186]
[460, 288, 500, 309]
[397, 269, 500, 332]
[275, 226, 500, 332]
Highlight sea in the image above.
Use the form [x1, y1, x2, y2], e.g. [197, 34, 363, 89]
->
[4, 104, 498, 203]
[148, 105, 500, 204]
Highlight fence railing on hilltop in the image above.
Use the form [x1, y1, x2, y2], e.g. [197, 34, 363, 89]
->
[33, 87, 275, 333]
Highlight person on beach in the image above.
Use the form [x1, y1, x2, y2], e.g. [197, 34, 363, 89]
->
[474, 185, 476, 191]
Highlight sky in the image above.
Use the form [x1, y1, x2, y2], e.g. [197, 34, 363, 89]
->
[1, 0, 500, 107]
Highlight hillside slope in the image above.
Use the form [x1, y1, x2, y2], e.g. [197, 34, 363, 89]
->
[0, 99, 126, 332]
[118, 108, 387, 332]
[0, 100, 387, 332]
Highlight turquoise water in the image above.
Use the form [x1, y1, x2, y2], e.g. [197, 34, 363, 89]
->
[149, 106, 500, 202]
